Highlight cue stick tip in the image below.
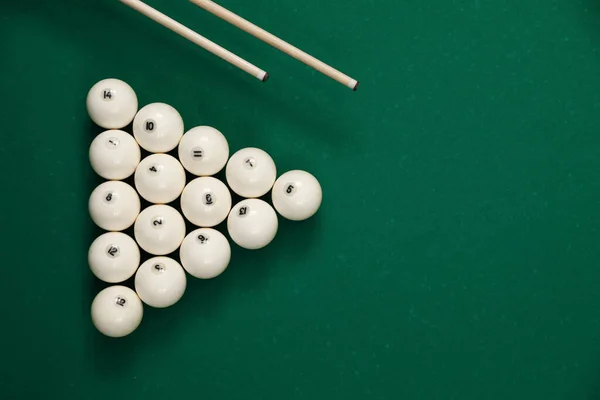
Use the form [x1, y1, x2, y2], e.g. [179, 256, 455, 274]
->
[347, 78, 359, 91]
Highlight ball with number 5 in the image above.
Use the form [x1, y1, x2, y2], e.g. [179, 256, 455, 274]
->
[271, 170, 322, 221]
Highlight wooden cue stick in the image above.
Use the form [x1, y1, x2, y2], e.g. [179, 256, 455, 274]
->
[119, 0, 269, 82]
[189, 0, 359, 91]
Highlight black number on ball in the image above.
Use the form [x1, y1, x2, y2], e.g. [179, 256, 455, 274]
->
[107, 246, 118, 257]
[197, 234, 208, 244]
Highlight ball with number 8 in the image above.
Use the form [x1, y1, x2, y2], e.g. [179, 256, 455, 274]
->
[89, 181, 140, 231]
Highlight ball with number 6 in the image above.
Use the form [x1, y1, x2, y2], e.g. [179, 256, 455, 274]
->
[180, 228, 231, 279]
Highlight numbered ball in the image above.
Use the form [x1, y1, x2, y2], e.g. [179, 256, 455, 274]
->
[134, 154, 186, 204]
[91, 285, 143, 337]
[227, 199, 278, 249]
[178, 126, 229, 176]
[89, 181, 140, 231]
[86, 78, 138, 129]
[89, 130, 141, 180]
[225, 147, 277, 198]
[135, 257, 186, 308]
[272, 170, 322, 221]
[180, 228, 231, 279]
[180, 177, 231, 227]
[134, 205, 186, 255]
[88, 232, 140, 283]
[133, 103, 184, 153]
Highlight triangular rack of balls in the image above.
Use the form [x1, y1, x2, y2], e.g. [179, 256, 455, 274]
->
[87, 78, 322, 338]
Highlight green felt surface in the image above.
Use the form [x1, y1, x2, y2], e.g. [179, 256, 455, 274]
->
[2, 0, 600, 399]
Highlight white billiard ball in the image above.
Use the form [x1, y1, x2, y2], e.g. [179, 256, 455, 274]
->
[86, 78, 138, 129]
[134, 154, 186, 204]
[134, 205, 186, 255]
[89, 181, 140, 231]
[180, 228, 231, 279]
[135, 257, 186, 308]
[91, 285, 143, 337]
[180, 177, 231, 227]
[178, 126, 229, 176]
[225, 147, 276, 198]
[88, 232, 140, 283]
[133, 103, 184, 153]
[272, 170, 322, 221]
[89, 130, 141, 180]
[227, 199, 278, 249]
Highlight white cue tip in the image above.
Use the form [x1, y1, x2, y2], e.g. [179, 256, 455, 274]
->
[257, 71, 270, 82]
[348, 79, 360, 91]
